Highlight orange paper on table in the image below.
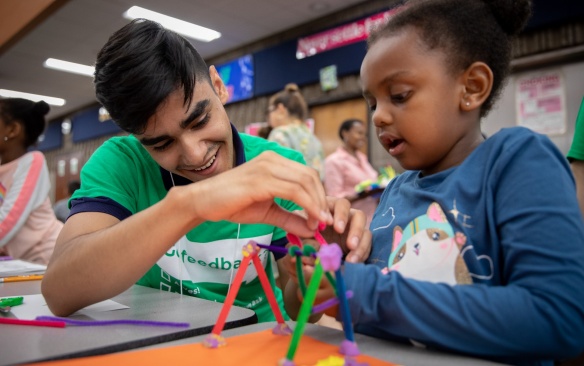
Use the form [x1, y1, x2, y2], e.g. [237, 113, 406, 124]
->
[28, 329, 398, 366]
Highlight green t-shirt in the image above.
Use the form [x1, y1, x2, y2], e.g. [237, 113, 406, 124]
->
[568, 97, 584, 161]
[72, 131, 303, 322]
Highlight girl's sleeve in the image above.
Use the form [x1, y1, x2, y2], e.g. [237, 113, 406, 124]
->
[0, 152, 50, 246]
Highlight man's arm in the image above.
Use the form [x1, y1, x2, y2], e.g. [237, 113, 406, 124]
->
[42, 187, 203, 316]
[42, 152, 333, 316]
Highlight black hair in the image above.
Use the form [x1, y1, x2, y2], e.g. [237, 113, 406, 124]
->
[369, 0, 532, 117]
[269, 83, 308, 121]
[338, 118, 364, 140]
[0, 98, 50, 147]
[94, 19, 212, 134]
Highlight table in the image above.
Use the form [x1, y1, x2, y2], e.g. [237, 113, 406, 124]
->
[139, 322, 510, 366]
[0, 281, 257, 365]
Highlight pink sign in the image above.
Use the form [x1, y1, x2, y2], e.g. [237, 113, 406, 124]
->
[516, 70, 566, 135]
[296, 8, 400, 59]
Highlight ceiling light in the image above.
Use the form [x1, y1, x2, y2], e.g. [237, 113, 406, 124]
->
[44, 58, 95, 77]
[0, 89, 65, 106]
[123, 6, 221, 42]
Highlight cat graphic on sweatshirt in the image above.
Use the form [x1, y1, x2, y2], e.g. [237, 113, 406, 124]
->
[383, 202, 472, 285]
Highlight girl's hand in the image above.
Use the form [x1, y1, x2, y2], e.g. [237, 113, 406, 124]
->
[322, 196, 372, 263]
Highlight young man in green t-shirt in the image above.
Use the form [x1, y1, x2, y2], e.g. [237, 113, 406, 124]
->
[42, 19, 371, 322]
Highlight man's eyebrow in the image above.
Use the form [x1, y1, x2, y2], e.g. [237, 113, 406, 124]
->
[140, 134, 169, 146]
[180, 99, 210, 129]
[139, 99, 211, 146]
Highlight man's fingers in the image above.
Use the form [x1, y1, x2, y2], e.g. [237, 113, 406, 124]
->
[257, 152, 330, 223]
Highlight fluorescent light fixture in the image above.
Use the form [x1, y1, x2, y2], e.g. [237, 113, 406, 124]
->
[0, 89, 65, 106]
[44, 58, 95, 77]
[123, 6, 221, 42]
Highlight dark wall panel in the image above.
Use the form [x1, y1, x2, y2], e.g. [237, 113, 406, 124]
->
[72, 106, 121, 143]
[254, 39, 367, 97]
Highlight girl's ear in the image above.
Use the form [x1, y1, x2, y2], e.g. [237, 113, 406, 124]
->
[460, 62, 493, 111]
[6, 120, 22, 140]
[275, 103, 287, 114]
[208, 65, 229, 105]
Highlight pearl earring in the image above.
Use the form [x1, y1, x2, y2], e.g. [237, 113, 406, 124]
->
[465, 101, 470, 106]
[3, 136, 7, 141]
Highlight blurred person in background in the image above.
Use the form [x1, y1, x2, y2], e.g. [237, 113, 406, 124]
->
[53, 180, 81, 223]
[0, 98, 63, 264]
[325, 119, 379, 228]
[266, 83, 325, 181]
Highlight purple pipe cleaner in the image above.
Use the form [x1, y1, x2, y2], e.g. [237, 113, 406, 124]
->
[256, 243, 289, 254]
[311, 290, 353, 314]
[36, 316, 189, 327]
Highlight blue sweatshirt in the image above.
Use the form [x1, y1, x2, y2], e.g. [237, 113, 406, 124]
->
[344, 127, 584, 366]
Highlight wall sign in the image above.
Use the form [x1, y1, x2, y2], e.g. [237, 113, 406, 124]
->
[296, 8, 400, 59]
[516, 70, 566, 135]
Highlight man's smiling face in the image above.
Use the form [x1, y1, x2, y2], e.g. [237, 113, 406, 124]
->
[136, 66, 234, 182]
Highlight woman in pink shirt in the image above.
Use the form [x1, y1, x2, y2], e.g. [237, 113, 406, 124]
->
[0, 98, 62, 264]
[325, 119, 379, 228]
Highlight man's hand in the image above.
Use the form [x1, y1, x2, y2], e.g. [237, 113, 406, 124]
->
[179, 151, 333, 238]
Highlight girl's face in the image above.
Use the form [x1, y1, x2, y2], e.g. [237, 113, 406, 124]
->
[361, 28, 480, 176]
[267, 103, 288, 128]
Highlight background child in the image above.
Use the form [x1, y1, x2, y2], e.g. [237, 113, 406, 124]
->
[310, 0, 584, 365]
[0, 98, 63, 264]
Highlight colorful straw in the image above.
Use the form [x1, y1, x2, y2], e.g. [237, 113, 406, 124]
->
[0, 317, 65, 328]
[251, 254, 286, 324]
[284, 260, 324, 362]
[210, 253, 252, 336]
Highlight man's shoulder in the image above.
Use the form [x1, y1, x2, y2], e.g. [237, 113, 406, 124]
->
[99, 134, 141, 150]
[240, 133, 304, 162]
[79, 135, 159, 185]
[89, 135, 152, 164]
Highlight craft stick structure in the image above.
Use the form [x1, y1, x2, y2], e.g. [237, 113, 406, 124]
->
[203, 225, 366, 366]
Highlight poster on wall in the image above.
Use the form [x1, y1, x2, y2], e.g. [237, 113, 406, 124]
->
[216, 54, 254, 104]
[320, 65, 338, 91]
[515, 70, 566, 135]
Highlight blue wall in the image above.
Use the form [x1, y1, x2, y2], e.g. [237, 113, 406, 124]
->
[72, 106, 121, 143]
[254, 39, 368, 97]
[35, 121, 62, 151]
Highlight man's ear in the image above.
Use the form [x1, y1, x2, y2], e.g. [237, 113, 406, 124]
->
[459, 61, 493, 111]
[209, 65, 229, 105]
